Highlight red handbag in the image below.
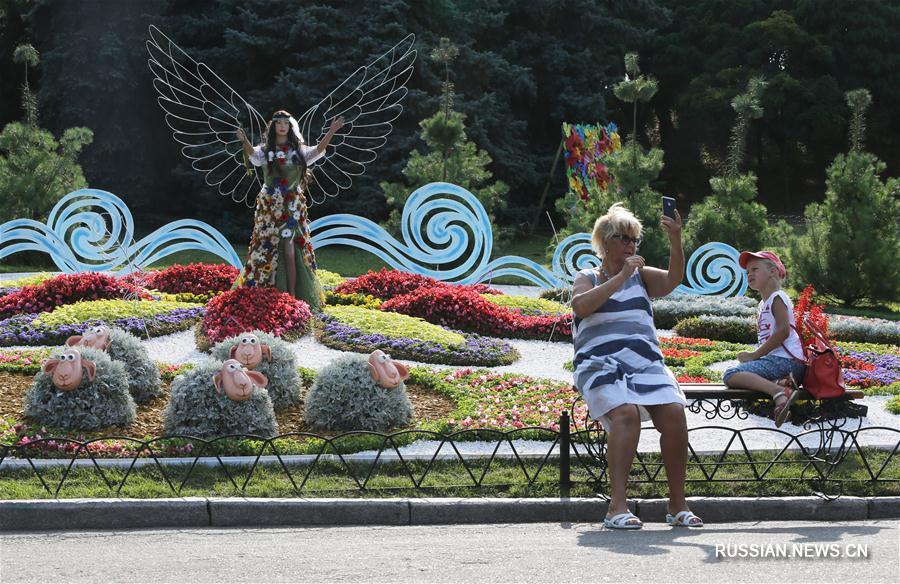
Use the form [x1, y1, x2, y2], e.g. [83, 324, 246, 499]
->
[783, 319, 846, 399]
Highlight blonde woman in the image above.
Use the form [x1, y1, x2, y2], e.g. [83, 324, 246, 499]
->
[571, 202, 702, 529]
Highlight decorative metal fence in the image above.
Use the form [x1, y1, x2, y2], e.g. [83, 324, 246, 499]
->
[2, 413, 897, 499]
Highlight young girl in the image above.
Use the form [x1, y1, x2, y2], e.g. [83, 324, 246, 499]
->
[723, 251, 807, 427]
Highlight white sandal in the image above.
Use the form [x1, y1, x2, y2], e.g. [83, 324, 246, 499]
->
[603, 511, 643, 530]
[666, 510, 704, 527]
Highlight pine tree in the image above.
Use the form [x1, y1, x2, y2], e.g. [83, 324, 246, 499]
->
[554, 53, 669, 267]
[682, 77, 779, 254]
[0, 44, 93, 224]
[380, 38, 509, 241]
[790, 89, 900, 306]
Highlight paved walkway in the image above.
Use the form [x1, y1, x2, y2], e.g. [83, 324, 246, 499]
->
[2, 519, 897, 583]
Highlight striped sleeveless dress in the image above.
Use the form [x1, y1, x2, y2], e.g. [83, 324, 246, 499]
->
[572, 268, 686, 428]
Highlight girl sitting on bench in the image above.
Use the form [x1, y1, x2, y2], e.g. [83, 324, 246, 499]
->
[723, 251, 807, 427]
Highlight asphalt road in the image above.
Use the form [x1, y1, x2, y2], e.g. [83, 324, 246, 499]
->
[1, 520, 897, 583]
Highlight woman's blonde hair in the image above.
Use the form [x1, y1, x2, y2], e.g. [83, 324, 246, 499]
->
[591, 202, 642, 258]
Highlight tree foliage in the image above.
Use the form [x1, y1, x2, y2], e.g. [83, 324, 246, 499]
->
[790, 91, 900, 306]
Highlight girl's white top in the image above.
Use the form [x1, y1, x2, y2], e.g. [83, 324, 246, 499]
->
[757, 290, 805, 360]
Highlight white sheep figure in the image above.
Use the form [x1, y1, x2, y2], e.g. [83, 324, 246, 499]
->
[211, 330, 300, 410]
[24, 346, 136, 430]
[66, 325, 162, 403]
[304, 351, 414, 432]
[163, 359, 279, 438]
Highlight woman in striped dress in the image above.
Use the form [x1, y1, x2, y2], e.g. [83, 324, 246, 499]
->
[571, 203, 702, 529]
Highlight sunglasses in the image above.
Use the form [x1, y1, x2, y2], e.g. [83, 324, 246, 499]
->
[611, 234, 641, 246]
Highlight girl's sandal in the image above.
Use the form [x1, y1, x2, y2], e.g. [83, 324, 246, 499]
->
[773, 376, 800, 428]
[666, 510, 704, 527]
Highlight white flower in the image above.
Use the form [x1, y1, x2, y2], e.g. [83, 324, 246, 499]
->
[280, 228, 292, 238]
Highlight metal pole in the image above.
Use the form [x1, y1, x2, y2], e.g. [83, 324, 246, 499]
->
[559, 410, 570, 497]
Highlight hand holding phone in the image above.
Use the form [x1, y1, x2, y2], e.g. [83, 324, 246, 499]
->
[662, 196, 677, 220]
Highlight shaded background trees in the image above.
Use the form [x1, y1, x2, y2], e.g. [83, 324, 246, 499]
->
[0, 0, 897, 246]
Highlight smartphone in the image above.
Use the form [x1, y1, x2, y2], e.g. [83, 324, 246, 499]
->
[662, 196, 677, 220]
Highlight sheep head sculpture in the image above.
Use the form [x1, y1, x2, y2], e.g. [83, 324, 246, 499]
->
[228, 333, 272, 369]
[212, 359, 268, 402]
[41, 347, 96, 392]
[367, 350, 410, 389]
[65, 325, 112, 351]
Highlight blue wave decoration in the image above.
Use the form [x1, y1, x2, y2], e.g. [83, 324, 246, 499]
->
[675, 241, 747, 297]
[311, 182, 747, 296]
[0, 189, 242, 273]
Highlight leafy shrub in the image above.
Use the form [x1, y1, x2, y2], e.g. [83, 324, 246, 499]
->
[382, 286, 571, 342]
[316, 315, 519, 366]
[0, 273, 151, 319]
[325, 305, 466, 347]
[674, 315, 756, 344]
[33, 299, 199, 327]
[198, 287, 312, 350]
[24, 347, 135, 430]
[131, 263, 239, 296]
[211, 330, 301, 410]
[887, 395, 900, 415]
[651, 294, 756, 329]
[829, 317, 900, 345]
[317, 269, 346, 288]
[538, 287, 572, 304]
[481, 294, 570, 315]
[304, 353, 413, 431]
[163, 360, 278, 438]
[105, 328, 163, 404]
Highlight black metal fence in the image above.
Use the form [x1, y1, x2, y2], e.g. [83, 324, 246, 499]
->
[2, 411, 898, 498]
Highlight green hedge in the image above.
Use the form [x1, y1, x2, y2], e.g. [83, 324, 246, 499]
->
[324, 305, 467, 347]
[481, 294, 570, 315]
[674, 315, 757, 344]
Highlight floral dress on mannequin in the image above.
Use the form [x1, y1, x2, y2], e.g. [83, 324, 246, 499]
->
[234, 144, 325, 310]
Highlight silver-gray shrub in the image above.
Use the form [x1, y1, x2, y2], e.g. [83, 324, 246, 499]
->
[107, 328, 162, 404]
[652, 294, 757, 329]
[304, 354, 414, 432]
[162, 360, 279, 438]
[829, 317, 900, 345]
[24, 347, 135, 430]
[211, 330, 300, 410]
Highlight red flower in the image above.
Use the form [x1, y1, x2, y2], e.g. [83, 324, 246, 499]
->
[200, 286, 312, 344]
[281, 145, 290, 152]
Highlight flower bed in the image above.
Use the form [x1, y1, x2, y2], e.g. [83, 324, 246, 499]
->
[835, 342, 900, 391]
[0, 273, 152, 319]
[316, 314, 518, 366]
[382, 285, 572, 342]
[334, 268, 501, 299]
[197, 287, 312, 350]
[126, 263, 239, 296]
[435, 368, 582, 432]
[481, 294, 570, 316]
[324, 305, 467, 347]
[0, 306, 204, 347]
[0, 347, 51, 374]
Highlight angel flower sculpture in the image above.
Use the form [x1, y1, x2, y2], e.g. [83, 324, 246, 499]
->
[147, 26, 416, 310]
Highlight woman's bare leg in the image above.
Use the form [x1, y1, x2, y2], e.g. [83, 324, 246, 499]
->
[646, 403, 690, 515]
[283, 239, 297, 296]
[604, 404, 641, 523]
